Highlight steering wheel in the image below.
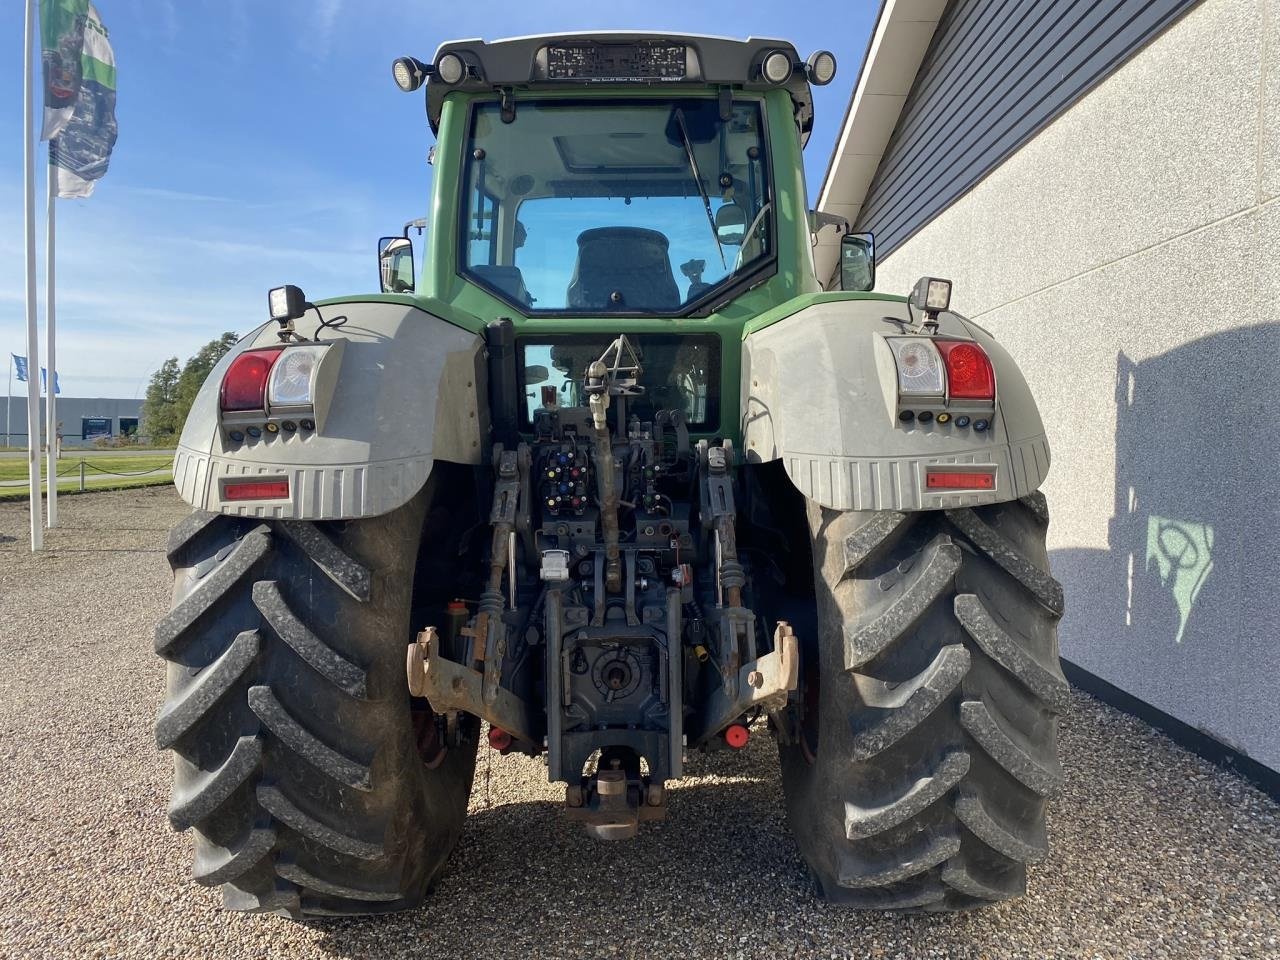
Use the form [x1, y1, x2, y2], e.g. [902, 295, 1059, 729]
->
[733, 202, 771, 272]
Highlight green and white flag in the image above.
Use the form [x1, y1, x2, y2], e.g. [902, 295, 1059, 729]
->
[39, 0, 90, 140]
[49, 3, 117, 198]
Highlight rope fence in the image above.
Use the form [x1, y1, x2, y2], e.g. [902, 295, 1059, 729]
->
[53, 459, 171, 479]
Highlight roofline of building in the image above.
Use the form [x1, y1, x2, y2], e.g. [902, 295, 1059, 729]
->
[814, 0, 947, 286]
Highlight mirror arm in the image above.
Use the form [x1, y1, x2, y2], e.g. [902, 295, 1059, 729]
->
[810, 210, 851, 235]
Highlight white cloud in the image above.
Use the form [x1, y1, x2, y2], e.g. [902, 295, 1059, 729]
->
[309, 0, 344, 61]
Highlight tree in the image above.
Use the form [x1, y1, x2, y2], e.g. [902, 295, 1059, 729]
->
[175, 332, 239, 418]
[141, 332, 238, 444]
[141, 357, 182, 441]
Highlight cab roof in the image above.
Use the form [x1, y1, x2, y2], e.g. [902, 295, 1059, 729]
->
[422, 32, 816, 145]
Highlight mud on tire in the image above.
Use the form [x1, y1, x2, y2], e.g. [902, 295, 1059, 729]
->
[154, 491, 478, 916]
[779, 493, 1066, 911]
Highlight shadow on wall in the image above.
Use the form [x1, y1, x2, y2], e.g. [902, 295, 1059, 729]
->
[1050, 323, 1280, 763]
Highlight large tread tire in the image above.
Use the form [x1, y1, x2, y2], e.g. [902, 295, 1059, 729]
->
[780, 493, 1066, 912]
[155, 492, 478, 917]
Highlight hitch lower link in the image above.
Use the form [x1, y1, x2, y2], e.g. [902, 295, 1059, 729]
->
[406, 626, 536, 745]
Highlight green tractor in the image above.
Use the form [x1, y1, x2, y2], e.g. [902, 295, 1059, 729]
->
[155, 32, 1066, 917]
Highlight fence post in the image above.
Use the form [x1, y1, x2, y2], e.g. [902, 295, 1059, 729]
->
[79, 459, 85, 492]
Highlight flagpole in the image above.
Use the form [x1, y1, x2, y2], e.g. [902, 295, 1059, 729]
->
[45, 145, 58, 527]
[5, 354, 11, 448]
[22, 0, 43, 551]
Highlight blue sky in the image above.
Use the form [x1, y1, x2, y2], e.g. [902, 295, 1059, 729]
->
[1, 1, 876, 399]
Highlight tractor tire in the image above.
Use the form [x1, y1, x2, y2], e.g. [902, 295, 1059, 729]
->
[154, 492, 478, 917]
[780, 493, 1067, 911]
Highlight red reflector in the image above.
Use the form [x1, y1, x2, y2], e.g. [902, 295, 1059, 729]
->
[937, 340, 995, 400]
[488, 727, 513, 751]
[220, 348, 284, 412]
[223, 479, 290, 501]
[724, 724, 750, 749]
[926, 470, 995, 491]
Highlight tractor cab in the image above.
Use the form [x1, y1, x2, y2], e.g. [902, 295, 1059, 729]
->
[389, 34, 837, 319]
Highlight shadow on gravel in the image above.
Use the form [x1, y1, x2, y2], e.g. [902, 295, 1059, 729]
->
[299, 749, 985, 960]
[282, 690, 1280, 960]
[304, 786, 813, 959]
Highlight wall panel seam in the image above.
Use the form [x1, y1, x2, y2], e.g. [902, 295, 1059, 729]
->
[952, 195, 1278, 321]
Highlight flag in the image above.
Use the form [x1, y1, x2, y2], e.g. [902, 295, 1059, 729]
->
[40, 368, 62, 395]
[50, 4, 117, 199]
[39, 0, 90, 141]
[13, 355, 30, 383]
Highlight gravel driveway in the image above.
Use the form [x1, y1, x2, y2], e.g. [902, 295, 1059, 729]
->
[1, 487, 1276, 960]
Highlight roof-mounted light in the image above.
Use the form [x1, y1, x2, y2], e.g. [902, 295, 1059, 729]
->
[392, 56, 430, 93]
[436, 52, 466, 85]
[761, 50, 793, 85]
[806, 50, 837, 85]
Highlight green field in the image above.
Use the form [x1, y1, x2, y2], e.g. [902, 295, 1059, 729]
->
[0, 453, 173, 483]
[0, 453, 173, 501]
[0, 475, 175, 501]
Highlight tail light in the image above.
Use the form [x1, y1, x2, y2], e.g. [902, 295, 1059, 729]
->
[936, 340, 995, 401]
[220, 347, 284, 412]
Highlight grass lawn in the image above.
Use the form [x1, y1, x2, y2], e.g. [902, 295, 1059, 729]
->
[0, 474, 174, 502]
[0, 453, 173, 484]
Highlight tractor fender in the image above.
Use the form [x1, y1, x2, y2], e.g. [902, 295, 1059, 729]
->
[173, 300, 486, 519]
[741, 297, 1050, 511]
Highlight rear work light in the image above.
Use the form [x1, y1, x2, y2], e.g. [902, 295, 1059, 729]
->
[926, 469, 995, 491]
[936, 340, 995, 401]
[220, 348, 284, 412]
[222, 479, 290, 501]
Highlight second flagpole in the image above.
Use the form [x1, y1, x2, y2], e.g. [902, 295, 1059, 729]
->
[22, 0, 43, 551]
[45, 144, 57, 527]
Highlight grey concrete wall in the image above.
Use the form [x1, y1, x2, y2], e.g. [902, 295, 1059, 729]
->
[870, 0, 1280, 770]
[3, 397, 144, 447]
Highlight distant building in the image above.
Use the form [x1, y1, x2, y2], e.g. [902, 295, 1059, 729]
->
[817, 0, 1278, 782]
[3, 396, 144, 447]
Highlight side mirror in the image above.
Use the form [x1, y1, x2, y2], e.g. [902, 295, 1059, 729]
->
[839, 232, 875, 292]
[713, 203, 747, 246]
[378, 236, 415, 293]
[525, 365, 550, 385]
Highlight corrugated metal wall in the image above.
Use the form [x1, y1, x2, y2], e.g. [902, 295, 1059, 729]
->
[857, 0, 1200, 256]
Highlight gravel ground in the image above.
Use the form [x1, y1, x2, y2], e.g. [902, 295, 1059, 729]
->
[0, 487, 1277, 960]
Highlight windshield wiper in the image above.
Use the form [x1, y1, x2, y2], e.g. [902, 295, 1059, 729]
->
[674, 108, 726, 270]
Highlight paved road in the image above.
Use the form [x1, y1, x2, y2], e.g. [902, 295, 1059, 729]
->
[0, 487, 1276, 960]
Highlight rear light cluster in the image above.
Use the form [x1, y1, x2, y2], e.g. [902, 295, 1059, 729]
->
[220, 345, 328, 414]
[888, 336, 995, 432]
[218, 342, 339, 447]
[888, 336, 995, 403]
